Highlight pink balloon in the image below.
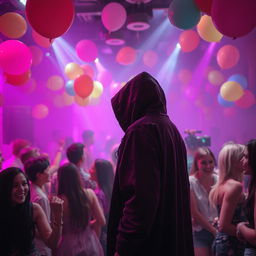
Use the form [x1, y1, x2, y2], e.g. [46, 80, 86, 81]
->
[29, 45, 43, 66]
[178, 69, 192, 84]
[235, 90, 255, 108]
[179, 30, 200, 52]
[32, 104, 49, 119]
[143, 50, 158, 68]
[212, 0, 256, 38]
[223, 107, 236, 117]
[0, 40, 32, 75]
[101, 2, 127, 32]
[81, 64, 95, 79]
[76, 40, 98, 62]
[217, 45, 240, 69]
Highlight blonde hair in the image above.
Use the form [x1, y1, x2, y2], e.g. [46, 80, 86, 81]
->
[209, 143, 245, 206]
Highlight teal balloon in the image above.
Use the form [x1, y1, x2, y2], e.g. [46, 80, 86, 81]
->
[65, 80, 75, 96]
[218, 93, 234, 107]
[228, 74, 248, 89]
[168, 0, 201, 30]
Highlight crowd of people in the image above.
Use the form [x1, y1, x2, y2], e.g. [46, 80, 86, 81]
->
[0, 72, 255, 256]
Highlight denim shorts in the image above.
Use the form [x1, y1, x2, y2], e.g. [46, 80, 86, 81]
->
[245, 247, 256, 256]
[193, 229, 215, 248]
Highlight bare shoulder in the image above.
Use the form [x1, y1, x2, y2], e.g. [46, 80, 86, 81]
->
[32, 202, 43, 220]
[85, 188, 96, 202]
[224, 179, 243, 198]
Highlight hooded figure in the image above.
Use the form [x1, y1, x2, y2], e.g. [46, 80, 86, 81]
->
[107, 72, 194, 256]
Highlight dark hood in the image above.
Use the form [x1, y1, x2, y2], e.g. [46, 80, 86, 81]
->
[111, 72, 167, 132]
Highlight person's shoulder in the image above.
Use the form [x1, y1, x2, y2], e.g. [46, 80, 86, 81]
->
[32, 202, 43, 219]
[224, 179, 243, 196]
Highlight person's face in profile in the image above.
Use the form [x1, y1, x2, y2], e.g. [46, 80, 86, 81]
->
[11, 173, 29, 205]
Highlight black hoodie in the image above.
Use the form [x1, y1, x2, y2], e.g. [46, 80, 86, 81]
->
[107, 72, 194, 256]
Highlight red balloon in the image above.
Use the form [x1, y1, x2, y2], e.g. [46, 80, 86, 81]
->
[74, 75, 93, 98]
[25, 0, 74, 39]
[195, 0, 212, 15]
[5, 70, 31, 86]
[211, 0, 256, 38]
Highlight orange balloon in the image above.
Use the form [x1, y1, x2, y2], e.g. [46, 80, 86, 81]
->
[0, 12, 27, 39]
[5, 70, 31, 85]
[74, 74, 93, 98]
[116, 47, 137, 65]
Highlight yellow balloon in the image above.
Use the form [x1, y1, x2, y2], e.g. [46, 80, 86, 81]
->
[197, 15, 223, 42]
[62, 92, 74, 106]
[0, 12, 27, 38]
[220, 81, 244, 101]
[64, 63, 84, 80]
[91, 81, 103, 98]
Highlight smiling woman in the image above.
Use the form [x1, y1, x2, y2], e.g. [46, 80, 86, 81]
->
[0, 167, 64, 256]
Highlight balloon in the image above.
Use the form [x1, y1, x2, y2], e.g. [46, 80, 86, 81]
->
[211, 0, 256, 38]
[168, 0, 201, 30]
[19, 78, 37, 94]
[143, 50, 159, 68]
[0, 12, 27, 39]
[65, 80, 76, 96]
[194, 0, 212, 15]
[91, 81, 103, 98]
[81, 64, 95, 79]
[5, 70, 31, 85]
[217, 93, 234, 107]
[116, 47, 137, 65]
[101, 2, 127, 32]
[220, 81, 244, 101]
[26, 0, 74, 39]
[178, 69, 192, 84]
[76, 40, 98, 62]
[32, 30, 53, 48]
[46, 75, 64, 91]
[29, 45, 43, 66]
[228, 74, 248, 89]
[179, 30, 200, 52]
[208, 70, 224, 86]
[74, 74, 93, 98]
[0, 40, 32, 75]
[64, 62, 84, 80]
[32, 104, 49, 119]
[235, 90, 255, 108]
[197, 15, 223, 42]
[217, 45, 240, 69]
[62, 92, 74, 106]
[74, 95, 90, 106]
[223, 107, 236, 117]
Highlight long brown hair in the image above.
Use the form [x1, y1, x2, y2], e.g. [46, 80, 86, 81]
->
[57, 163, 90, 230]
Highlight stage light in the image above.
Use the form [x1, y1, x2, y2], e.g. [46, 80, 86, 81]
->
[19, 0, 26, 5]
